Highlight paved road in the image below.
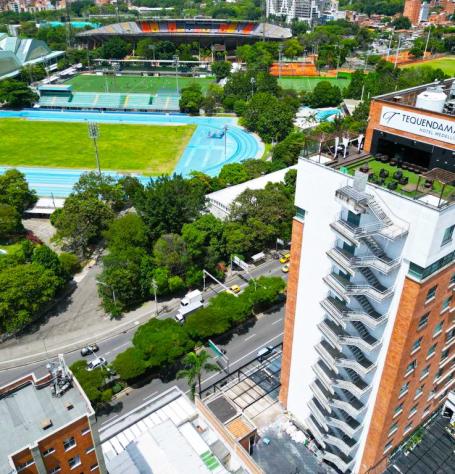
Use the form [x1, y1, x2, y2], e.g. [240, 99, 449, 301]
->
[0, 255, 286, 370]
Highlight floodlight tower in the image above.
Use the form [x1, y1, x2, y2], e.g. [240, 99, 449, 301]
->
[88, 122, 101, 175]
[173, 55, 180, 94]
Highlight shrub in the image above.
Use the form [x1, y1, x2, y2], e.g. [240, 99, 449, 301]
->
[184, 306, 231, 341]
[112, 347, 147, 381]
[58, 252, 81, 276]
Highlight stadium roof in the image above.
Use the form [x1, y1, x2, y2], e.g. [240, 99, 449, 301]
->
[77, 19, 292, 41]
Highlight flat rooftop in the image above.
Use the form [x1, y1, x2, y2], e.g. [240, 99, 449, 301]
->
[0, 380, 89, 472]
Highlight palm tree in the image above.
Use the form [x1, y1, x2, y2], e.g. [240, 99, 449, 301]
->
[177, 350, 220, 400]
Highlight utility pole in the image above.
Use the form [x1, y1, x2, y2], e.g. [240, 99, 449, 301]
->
[173, 54, 180, 94]
[386, 28, 394, 61]
[151, 279, 158, 315]
[88, 122, 101, 175]
[423, 26, 432, 57]
[394, 35, 402, 69]
[97, 280, 116, 304]
[278, 43, 283, 80]
[223, 124, 228, 160]
[115, 0, 120, 23]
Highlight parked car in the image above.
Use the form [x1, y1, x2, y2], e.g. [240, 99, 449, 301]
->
[281, 264, 289, 273]
[86, 357, 107, 371]
[229, 284, 241, 294]
[80, 344, 99, 357]
[257, 346, 275, 362]
[279, 252, 290, 264]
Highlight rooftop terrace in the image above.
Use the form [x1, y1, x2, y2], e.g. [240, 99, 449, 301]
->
[0, 377, 90, 473]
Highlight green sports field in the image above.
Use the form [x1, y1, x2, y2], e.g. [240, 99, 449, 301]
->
[400, 56, 455, 76]
[278, 76, 351, 92]
[0, 119, 196, 175]
[66, 74, 215, 94]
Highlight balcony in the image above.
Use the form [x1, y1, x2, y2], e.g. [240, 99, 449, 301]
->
[325, 427, 358, 454]
[321, 296, 386, 328]
[306, 415, 327, 448]
[327, 247, 400, 275]
[334, 368, 371, 398]
[319, 317, 381, 353]
[326, 407, 361, 438]
[312, 360, 337, 393]
[324, 272, 393, 302]
[310, 379, 332, 411]
[308, 397, 330, 430]
[323, 444, 355, 473]
[332, 389, 366, 418]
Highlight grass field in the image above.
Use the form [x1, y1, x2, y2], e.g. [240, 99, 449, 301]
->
[0, 119, 196, 175]
[400, 56, 455, 76]
[66, 74, 215, 94]
[278, 76, 351, 92]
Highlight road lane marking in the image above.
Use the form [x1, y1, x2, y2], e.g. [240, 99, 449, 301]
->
[272, 317, 283, 325]
[100, 414, 119, 425]
[143, 391, 159, 401]
[244, 333, 256, 342]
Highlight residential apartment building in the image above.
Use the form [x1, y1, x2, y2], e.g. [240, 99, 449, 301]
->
[266, 0, 339, 24]
[0, 359, 106, 474]
[403, 0, 423, 25]
[279, 159, 454, 470]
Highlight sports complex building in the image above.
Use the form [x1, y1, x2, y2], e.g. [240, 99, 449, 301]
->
[76, 19, 292, 48]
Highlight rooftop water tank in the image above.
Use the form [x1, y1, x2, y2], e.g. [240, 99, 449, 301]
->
[416, 86, 447, 113]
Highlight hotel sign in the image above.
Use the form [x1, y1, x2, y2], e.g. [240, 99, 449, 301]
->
[379, 106, 455, 145]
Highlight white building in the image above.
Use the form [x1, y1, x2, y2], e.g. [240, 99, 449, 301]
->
[206, 166, 297, 220]
[266, 0, 339, 24]
[280, 157, 455, 473]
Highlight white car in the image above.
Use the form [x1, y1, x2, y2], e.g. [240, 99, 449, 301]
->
[86, 357, 107, 371]
[257, 346, 275, 362]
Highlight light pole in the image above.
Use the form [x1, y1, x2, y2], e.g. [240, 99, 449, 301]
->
[151, 278, 158, 315]
[173, 54, 180, 94]
[223, 124, 228, 160]
[394, 35, 402, 69]
[250, 76, 256, 99]
[88, 122, 101, 175]
[278, 43, 283, 80]
[96, 280, 116, 304]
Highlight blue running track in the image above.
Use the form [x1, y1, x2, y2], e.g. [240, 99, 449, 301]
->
[0, 109, 263, 197]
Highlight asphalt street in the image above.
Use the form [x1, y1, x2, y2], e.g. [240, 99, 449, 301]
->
[0, 256, 288, 423]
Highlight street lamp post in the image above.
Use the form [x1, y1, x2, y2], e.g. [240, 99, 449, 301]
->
[223, 124, 228, 160]
[151, 279, 158, 315]
[173, 55, 180, 94]
[96, 280, 116, 304]
[250, 77, 256, 99]
[88, 122, 101, 175]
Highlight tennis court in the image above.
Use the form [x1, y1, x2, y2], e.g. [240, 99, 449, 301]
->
[66, 74, 215, 94]
[278, 76, 351, 92]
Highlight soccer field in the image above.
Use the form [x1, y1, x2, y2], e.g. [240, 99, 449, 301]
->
[400, 56, 455, 76]
[0, 119, 196, 175]
[278, 76, 351, 92]
[66, 74, 215, 94]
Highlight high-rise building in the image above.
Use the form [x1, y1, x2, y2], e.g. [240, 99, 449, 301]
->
[279, 83, 455, 473]
[1, 358, 106, 474]
[403, 0, 422, 25]
[266, 0, 337, 24]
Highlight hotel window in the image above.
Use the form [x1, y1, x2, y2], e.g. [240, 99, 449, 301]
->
[404, 422, 413, 434]
[68, 455, 81, 470]
[441, 296, 452, 312]
[427, 343, 437, 358]
[48, 467, 61, 474]
[426, 286, 437, 302]
[441, 224, 455, 246]
[421, 364, 430, 379]
[405, 360, 417, 375]
[17, 460, 34, 472]
[433, 321, 444, 337]
[424, 404, 431, 416]
[446, 328, 455, 344]
[90, 464, 99, 472]
[435, 368, 443, 380]
[81, 426, 91, 435]
[415, 384, 424, 398]
[450, 273, 455, 287]
[399, 381, 409, 397]
[394, 403, 403, 416]
[86, 445, 95, 454]
[42, 447, 55, 457]
[384, 441, 393, 453]
[388, 422, 398, 436]
[418, 313, 429, 330]
[63, 436, 76, 451]
[411, 337, 423, 353]
[441, 348, 450, 362]
[409, 404, 418, 418]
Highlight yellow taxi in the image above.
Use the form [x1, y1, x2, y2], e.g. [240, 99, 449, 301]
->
[279, 252, 290, 264]
[229, 284, 241, 294]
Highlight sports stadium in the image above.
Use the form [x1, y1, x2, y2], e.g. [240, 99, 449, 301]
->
[77, 19, 292, 48]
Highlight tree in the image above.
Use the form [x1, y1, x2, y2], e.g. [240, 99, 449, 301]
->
[283, 38, 304, 59]
[218, 163, 250, 186]
[0, 169, 37, 213]
[132, 319, 194, 369]
[104, 214, 149, 252]
[18, 64, 46, 84]
[242, 93, 295, 143]
[0, 204, 23, 241]
[392, 16, 412, 30]
[153, 233, 189, 275]
[0, 80, 38, 108]
[58, 252, 81, 276]
[0, 263, 62, 333]
[184, 306, 232, 340]
[211, 61, 231, 81]
[53, 195, 114, 256]
[179, 84, 203, 114]
[99, 37, 130, 59]
[70, 360, 110, 406]
[134, 175, 206, 241]
[177, 350, 219, 399]
[32, 245, 64, 278]
[242, 276, 286, 311]
[272, 132, 307, 166]
[112, 347, 147, 381]
[309, 81, 342, 108]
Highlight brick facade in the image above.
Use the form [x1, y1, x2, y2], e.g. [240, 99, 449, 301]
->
[403, 0, 422, 25]
[279, 217, 304, 408]
[364, 99, 455, 154]
[359, 264, 455, 474]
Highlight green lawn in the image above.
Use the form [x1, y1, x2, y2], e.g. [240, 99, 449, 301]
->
[0, 243, 22, 254]
[278, 76, 351, 92]
[347, 159, 454, 199]
[66, 74, 215, 94]
[400, 56, 455, 76]
[0, 119, 196, 175]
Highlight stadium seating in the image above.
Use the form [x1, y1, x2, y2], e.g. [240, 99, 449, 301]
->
[168, 22, 177, 32]
[242, 23, 255, 34]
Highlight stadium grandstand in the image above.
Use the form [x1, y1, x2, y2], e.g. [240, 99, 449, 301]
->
[77, 19, 292, 48]
[37, 84, 180, 112]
